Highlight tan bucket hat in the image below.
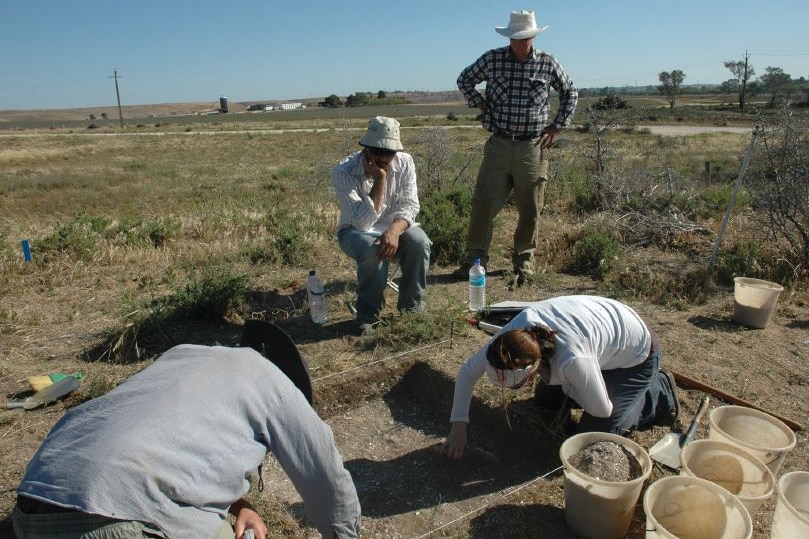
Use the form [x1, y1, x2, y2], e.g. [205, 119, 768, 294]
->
[359, 116, 404, 151]
[495, 10, 548, 39]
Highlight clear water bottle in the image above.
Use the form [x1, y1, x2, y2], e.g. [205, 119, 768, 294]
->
[306, 270, 329, 324]
[468, 258, 486, 311]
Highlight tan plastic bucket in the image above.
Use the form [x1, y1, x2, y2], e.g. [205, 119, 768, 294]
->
[559, 432, 652, 539]
[732, 277, 783, 328]
[771, 471, 809, 538]
[708, 405, 797, 477]
[680, 439, 775, 516]
[643, 475, 752, 539]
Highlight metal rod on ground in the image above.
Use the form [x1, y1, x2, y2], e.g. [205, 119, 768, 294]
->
[669, 369, 803, 432]
[707, 124, 759, 269]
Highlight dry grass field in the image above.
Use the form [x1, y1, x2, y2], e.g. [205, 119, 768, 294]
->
[1, 100, 807, 538]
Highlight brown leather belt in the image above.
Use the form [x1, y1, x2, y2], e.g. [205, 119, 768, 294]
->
[495, 132, 538, 141]
[17, 496, 79, 514]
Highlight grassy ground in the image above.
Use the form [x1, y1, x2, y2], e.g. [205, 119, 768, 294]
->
[1, 103, 807, 538]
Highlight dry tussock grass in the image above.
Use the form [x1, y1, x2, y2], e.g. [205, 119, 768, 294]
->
[1, 115, 807, 538]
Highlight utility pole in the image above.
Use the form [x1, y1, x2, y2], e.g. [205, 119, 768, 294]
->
[110, 69, 124, 128]
[741, 50, 750, 116]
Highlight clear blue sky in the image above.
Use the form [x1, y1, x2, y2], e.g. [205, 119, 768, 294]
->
[2, 1, 807, 111]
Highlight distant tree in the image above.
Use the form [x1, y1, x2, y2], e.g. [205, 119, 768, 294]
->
[345, 92, 372, 107]
[657, 70, 686, 108]
[719, 79, 739, 95]
[725, 60, 756, 111]
[593, 94, 630, 110]
[759, 66, 793, 107]
[324, 94, 342, 108]
[377, 90, 387, 99]
[101, 112, 108, 120]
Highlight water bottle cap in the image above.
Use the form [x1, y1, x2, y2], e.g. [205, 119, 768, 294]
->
[473, 258, 481, 265]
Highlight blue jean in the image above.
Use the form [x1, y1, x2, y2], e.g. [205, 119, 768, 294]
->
[535, 350, 677, 435]
[338, 226, 431, 324]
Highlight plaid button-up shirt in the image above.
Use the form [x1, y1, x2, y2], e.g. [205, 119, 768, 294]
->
[457, 46, 578, 137]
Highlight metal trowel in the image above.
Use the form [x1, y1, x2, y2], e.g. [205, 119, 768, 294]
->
[5, 375, 81, 410]
[649, 396, 710, 469]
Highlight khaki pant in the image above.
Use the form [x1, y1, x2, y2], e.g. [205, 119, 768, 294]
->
[466, 134, 549, 270]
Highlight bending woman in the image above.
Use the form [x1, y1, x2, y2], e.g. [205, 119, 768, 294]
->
[441, 295, 679, 459]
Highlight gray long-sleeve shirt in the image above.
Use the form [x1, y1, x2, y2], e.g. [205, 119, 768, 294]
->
[17, 345, 361, 539]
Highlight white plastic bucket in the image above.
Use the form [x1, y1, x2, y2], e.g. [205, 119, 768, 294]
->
[771, 471, 809, 538]
[732, 277, 783, 328]
[559, 432, 652, 539]
[680, 439, 775, 516]
[643, 475, 752, 539]
[708, 405, 797, 477]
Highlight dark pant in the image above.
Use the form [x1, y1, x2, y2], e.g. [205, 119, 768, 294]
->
[535, 350, 677, 435]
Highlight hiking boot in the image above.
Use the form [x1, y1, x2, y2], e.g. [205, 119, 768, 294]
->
[659, 369, 680, 422]
[357, 322, 376, 335]
[451, 261, 474, 281]
[508, 268, 532, 290]
[354, 319, 379, 336]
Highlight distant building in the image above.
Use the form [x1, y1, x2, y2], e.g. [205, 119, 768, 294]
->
[274, 102, 303, 111]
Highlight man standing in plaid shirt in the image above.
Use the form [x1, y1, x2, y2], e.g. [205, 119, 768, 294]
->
[453, 10, 578, 288]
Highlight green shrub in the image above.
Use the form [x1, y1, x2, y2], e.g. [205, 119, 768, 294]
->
[683, 185, 751, 220]
[163, 267, 249, 320]
[265, 209, 315, 266]
[714, 241, 797, 286]
[611, 264, 717, 305]
[33, 212, 110, 262]
[359, 307, 466, 351]
[570, 230, 621, 280]
[109, 216, 181, 247]
[568, 179, 601, 214]
[714, 241, 762, 285]
[420, 187, 470, 266]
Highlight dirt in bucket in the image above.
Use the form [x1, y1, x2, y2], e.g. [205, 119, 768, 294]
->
[569, 441, 643, 482]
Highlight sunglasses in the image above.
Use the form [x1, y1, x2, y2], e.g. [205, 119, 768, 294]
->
[368, 147, 397, 157]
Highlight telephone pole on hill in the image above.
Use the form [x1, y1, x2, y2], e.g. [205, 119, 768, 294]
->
[110, 69, 124, 128]
[741, 51, 750, 116]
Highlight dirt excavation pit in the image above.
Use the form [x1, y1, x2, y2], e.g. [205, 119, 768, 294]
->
[261, 360, 575, 538]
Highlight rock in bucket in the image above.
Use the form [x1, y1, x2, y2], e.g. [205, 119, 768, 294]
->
[559, 432, 652, 539]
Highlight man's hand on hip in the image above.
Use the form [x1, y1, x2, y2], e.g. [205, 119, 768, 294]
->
[538, 125, 559, 149]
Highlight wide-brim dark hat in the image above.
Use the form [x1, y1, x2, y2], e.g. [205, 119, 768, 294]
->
[241, 320, 313, 405]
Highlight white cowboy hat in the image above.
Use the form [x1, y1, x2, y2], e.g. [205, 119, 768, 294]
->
[359, 116, 404, 151]
[495, 10, 548, 39]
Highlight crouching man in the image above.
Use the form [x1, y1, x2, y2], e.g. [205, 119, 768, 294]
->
[13, 321, 361, 539]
